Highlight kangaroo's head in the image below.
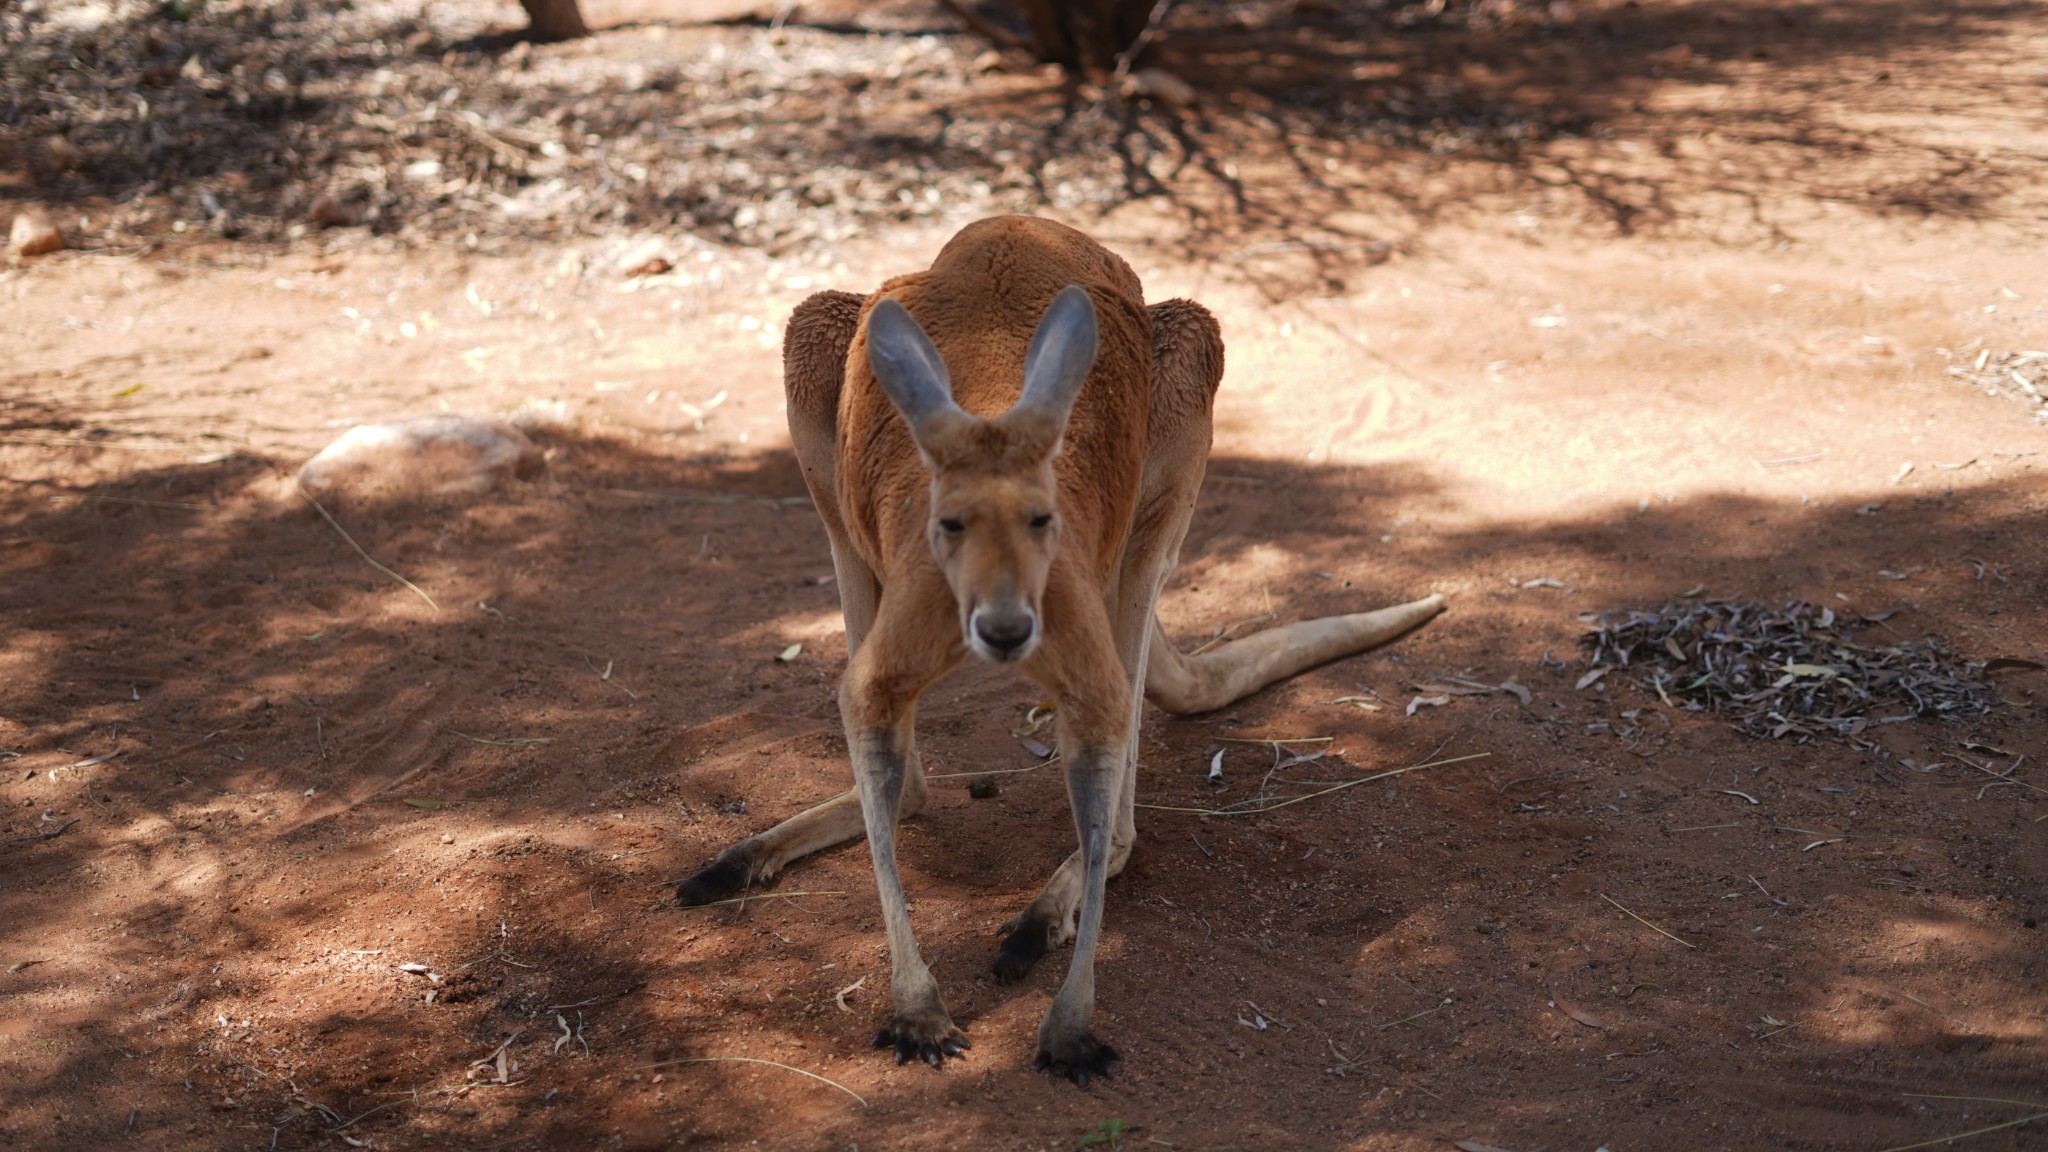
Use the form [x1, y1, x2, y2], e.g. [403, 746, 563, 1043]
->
[865, 285, 1098, 664]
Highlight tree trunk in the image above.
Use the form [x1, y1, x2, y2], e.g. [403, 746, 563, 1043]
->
[518, 0, 590, 41]
[1010, 0, 1154, 72]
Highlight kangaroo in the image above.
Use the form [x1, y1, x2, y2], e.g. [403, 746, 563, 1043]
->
[678, 216, 1444, 1083]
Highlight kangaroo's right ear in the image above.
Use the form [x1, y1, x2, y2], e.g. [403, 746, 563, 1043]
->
[866, 298, 970, 457]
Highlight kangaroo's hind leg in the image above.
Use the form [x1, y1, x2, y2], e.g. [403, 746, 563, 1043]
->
[677, 290, 935, 905]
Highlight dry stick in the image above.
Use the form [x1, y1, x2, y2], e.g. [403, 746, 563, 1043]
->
[450, 731, 551, 747]
[297, 482, 439, 611]
[1874, 1112, 2048, 1152]
[49, 493, 214, 511]
[632, 1055, 867, 1108]
[1215, 735, 1334, 745]
[1668, 823, 1745, 832]
[678, 890, 845, 911]
[1903, 1094, 2048, 1110]
[1957, 756, 2048, 797]
[1187, 590, 1277, 655]
[1897, 990, 1973, 1033]
[1111, 0, 1179, 83]
[929, 755, 1061, 780]
[1135, 752, 1490, 816]
[0, 818, 80, 848]
[331, 1080, 523, 1132]
[1600, 893, 1697, 950]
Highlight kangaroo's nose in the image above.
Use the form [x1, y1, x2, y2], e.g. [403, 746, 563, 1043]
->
[972, 606, 1036, 656]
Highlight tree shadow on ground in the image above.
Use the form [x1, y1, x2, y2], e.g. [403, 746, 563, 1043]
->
[2, 416, 2043, 1148]
[3, 0, 2039, 274]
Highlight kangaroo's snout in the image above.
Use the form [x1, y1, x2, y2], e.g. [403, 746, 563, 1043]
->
[970, 604, 1038, 661]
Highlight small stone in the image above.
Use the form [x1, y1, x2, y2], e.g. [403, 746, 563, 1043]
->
[43, 135, 83, 173]
[441, 833, 455, 845]
[8, 207, 63, 258]
[1120, 68, 1197, 109]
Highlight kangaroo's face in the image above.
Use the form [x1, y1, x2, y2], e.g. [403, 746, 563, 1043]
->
[925, 456, 1061, 662]
[863, 287, 1098, 665]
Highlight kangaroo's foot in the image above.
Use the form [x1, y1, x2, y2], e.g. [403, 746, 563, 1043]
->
[872, 1006, 970, 1068]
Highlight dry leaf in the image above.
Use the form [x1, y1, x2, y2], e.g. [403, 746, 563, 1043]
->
[1455, 1142, 1522, 1152]
[1018, 736, 1053, 759]
[1499, 679, 1532, 706]
[1406, 694, 1451, 716]
[775, 643, 802, 663]
[1550, 985, 1607, 1029]
[1207, 749, 1225, 782]
[1983, 658, 2044, 675]
[1575, 667, 1609, 690]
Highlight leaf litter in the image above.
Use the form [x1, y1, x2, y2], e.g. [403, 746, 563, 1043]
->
[1579, 597, 1998, 739]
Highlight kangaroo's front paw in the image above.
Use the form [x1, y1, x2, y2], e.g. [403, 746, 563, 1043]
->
[993, 908, 1055, 985]
[1033, 1029, 1120, 1086]
[675, 841, 761, 907]
[872, 1010, 970, 1068]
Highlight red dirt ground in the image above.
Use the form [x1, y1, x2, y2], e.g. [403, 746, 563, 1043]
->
[3, 2, 2045, 1150]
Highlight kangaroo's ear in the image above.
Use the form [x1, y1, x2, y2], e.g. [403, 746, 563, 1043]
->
[1005, 285, 1097, 453]
[866, 297, 971, 457]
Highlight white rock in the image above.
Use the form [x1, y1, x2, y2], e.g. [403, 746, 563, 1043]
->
[298, 415, 545, 503]
[8, 208, 63, 259]
[1120, 68, 1197, 109]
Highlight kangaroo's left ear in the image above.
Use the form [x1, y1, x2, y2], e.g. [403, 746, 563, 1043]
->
[1002, 284, 1097, 454]
[866, 295, 976, 463]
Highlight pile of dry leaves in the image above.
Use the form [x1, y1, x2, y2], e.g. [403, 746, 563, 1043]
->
[1578, 597, 2000, 740]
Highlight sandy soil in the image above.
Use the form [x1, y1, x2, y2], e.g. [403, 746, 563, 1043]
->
[3, 1, 2046, 1150]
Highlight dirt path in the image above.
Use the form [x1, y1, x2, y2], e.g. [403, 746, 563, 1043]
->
[4, 2, 2045, 1150]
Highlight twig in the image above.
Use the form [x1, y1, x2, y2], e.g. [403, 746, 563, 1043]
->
[1902, 1094, 2048, 1110]
[1875, 1112, 2047, 1152]
[928, 756, 1061, 780]
[0, 817, 80, 848]
[1668, 823, 1745, 832]
[297, 482, 438, 611]
[49, 493, 214, 511]
[1956, 756, 2048, 796]
[450, 731, 551, 747]
[1112, 0, 1178, 82]
[331, 1080, 523, 1131]
[1377, 998, 1451, 1030]
[1600, 893, 1696, 949]
[1897, 990, 1972, 1033]
[1214, 736, 1334, 745]
[632, 1055, 867, 1108]
[1190, 608, 1279, 656]
[678, 890, 845, 911]
[587, 659, 639, 700]
[1188, 832, 1213, 859]
[1135, 752, 1489, 816]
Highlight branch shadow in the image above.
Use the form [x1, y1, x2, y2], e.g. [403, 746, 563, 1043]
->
[2, 0, 2037, 275]
[1, 400, 2042, 1147]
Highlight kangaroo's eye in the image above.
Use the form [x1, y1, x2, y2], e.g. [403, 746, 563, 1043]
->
[1029, 513, 1054, 529]
[938, 518, 965, 534]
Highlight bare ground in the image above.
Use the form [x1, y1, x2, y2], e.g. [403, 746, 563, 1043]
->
[3, 1, 2046, 1150]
